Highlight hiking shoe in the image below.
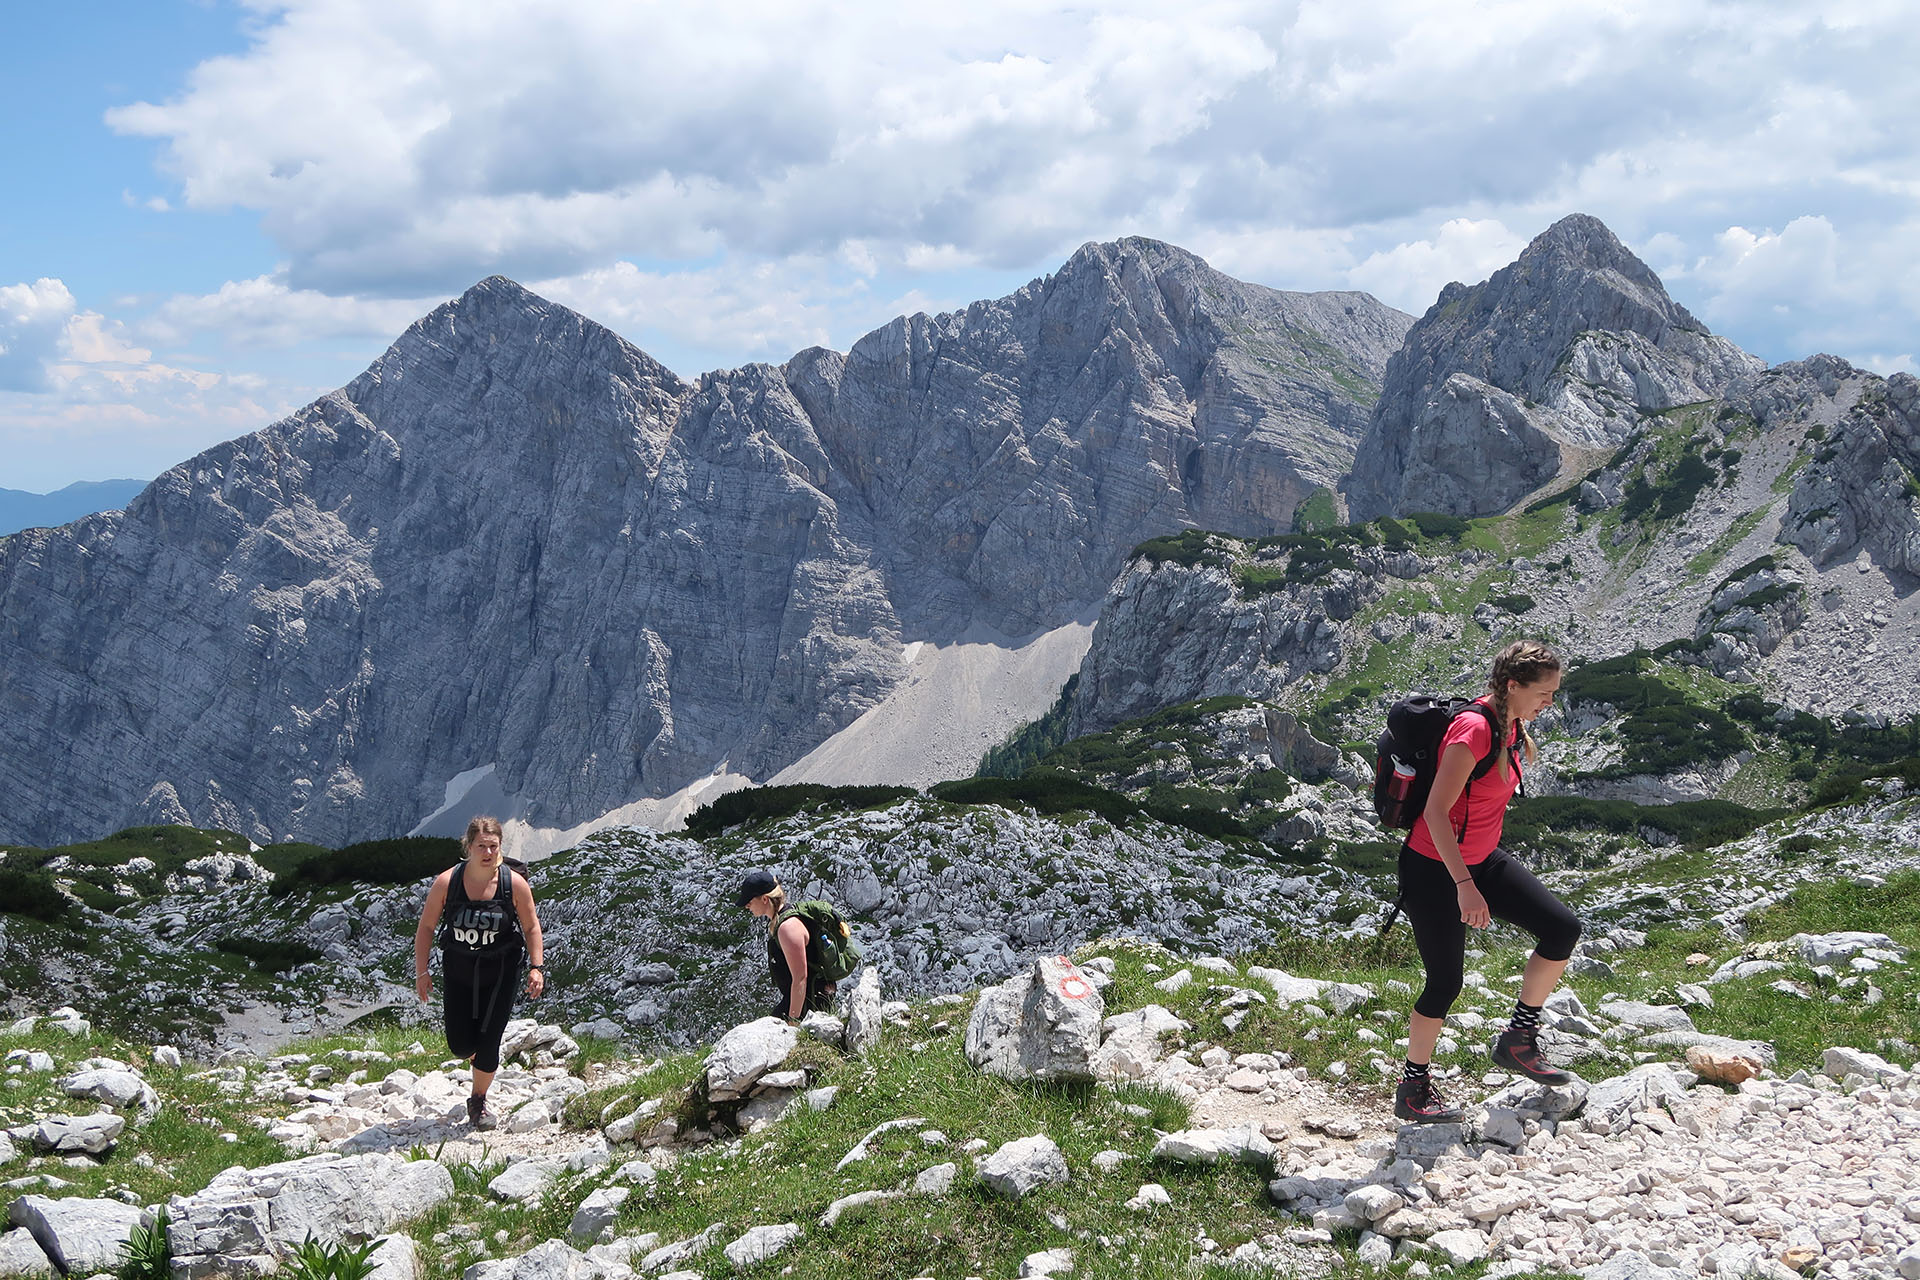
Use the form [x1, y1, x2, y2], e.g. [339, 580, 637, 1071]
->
[467, 1096, 496, 1131]
[1392, 1076, 1463, 1124]
[1491, 1027, 1572, 1085]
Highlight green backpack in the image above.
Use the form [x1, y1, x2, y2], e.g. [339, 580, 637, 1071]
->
[777, 900, 863, 983]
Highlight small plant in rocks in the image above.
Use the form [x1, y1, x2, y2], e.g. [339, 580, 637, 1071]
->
[111, 1210, 171, 1280]
[284, 1236, 377, 1280]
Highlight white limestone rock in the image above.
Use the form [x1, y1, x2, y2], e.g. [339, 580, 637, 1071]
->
[59, 1066, 161, 1119]
[368, 1234, 420, 1280]
[0, 1228, 53, 1279]
[705, 1017, 798, 1101]
[1150, 1126, 1274, 1169]
[819, 1190, 900, 1228]
[724, 1224, 801, 1270]
[1091, 1005, 1190, 1081]
[641, 1223, 727, 1273]
[844, 967, 885, 1057]
[7, 1196, 149, 1277]
[569, 1187, 630, 1244]
[487, 1160, 559, 1203]
[914, 1163, 957, 1196]
[965, 956, 1105, 1083]
[976, 1134, 1070, 1199]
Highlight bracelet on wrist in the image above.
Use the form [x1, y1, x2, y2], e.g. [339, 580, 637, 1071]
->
[1454, 877, 1471, 885]
[528, 964, 544, 972]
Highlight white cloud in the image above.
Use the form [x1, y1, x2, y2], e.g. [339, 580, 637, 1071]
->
[144, 274, 438, 349]
[1659, 215, 1920, 365]
[0, 280, 80, 392]
[1346, 219, 1530, 316]
[0, 277, 311, 491]
[0, 0, 1900, 493]
[96, 2, 1920, 357]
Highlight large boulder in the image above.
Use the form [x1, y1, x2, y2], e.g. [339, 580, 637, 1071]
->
[166, 1152, 454, 1278]
[705, 1018, 799, 1101]
[7, 1196, 150, 1277]
[965, 956, 1105, 1082]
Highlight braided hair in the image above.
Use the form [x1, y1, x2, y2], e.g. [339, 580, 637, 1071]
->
[1485, 640, 1562, 780]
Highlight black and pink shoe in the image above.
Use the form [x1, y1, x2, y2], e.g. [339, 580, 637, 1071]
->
[1491, 1027, 1572, 1085]
[1392, 1076, 1463, 1124]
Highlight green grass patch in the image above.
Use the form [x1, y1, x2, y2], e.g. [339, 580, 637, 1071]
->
[1686, 509, 1771, 578]
[1292, 486, 1338, 533]
[1133, 529, 1224, 568]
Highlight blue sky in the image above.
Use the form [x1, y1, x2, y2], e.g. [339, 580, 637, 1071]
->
[5, 0, 1918, 493]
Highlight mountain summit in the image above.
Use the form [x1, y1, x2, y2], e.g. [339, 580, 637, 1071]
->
[1344, 213, 1762, 521]
[0, 241, 1409, 848]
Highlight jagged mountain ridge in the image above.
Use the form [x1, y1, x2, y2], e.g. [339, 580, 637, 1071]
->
[0, 240, 1411, 848]
[1073, 356, 1920, 747]
[1345, 214, 1762, 521]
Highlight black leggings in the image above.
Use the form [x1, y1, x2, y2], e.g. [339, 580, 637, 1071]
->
[443, 950, 521, 1074]
[1399, 846, 1581, 1019]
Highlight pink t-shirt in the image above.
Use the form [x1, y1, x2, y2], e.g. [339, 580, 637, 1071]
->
[1406, 700, 1521, 864]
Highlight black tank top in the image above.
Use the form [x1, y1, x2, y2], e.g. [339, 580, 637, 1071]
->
[439, 865, 522, 958]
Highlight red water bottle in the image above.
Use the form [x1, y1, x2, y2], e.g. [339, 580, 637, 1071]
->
[1386, 758, 1417, 824]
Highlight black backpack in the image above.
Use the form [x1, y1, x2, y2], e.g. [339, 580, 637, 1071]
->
[1371, 696, 1512, 831]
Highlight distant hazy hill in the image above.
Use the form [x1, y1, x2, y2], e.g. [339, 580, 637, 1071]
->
[0, 479, 145, 536]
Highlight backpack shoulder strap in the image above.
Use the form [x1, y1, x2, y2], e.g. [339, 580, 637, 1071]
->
[498, 864, 524, 933]
[1463, 702, 1507, 780]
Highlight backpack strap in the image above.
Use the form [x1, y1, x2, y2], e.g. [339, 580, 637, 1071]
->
[498, 864, 525, 936]
[1456, 702, 1515, 842]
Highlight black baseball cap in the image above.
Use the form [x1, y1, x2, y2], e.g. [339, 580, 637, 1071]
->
[735, 869, 779, 907]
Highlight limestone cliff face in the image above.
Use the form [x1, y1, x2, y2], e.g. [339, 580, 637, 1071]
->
[1068, 540, 1423, 737]
[0, 245, 1409, 847]
[1779, 366, 1920, 576]
[784, 238, 1410, 632]
[1344, 214, 1761, 521]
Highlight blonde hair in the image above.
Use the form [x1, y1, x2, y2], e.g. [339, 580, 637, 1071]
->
[764, 884, 787, 934]
[462, 816, 504, 853]
[1486, 640, 1562, 779]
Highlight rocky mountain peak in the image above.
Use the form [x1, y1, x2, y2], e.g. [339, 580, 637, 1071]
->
[0, 241, 1409, 849]
[1344, 212, 1763, 521]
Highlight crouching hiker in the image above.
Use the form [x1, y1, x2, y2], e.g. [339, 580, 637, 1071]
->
[413, 816, 546, 1130]
[1394, 641, 1581, 1123]
[736, 869, 861, 1024]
